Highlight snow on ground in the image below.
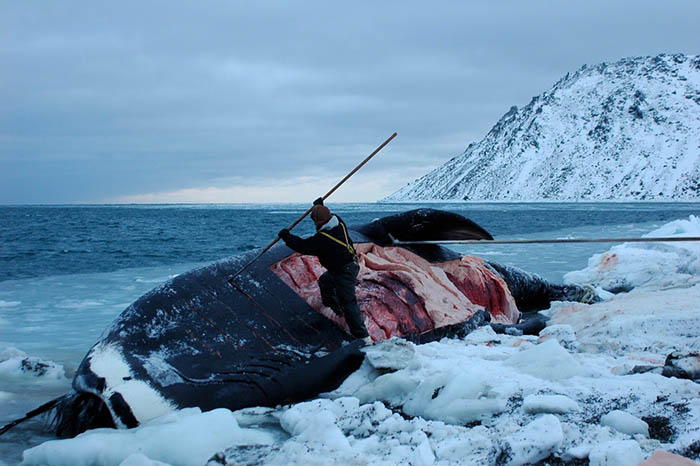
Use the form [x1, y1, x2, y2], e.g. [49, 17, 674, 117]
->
[21, 408, 275, 466]
[17, 216, 700, 466]
[564, 215, 700, 292]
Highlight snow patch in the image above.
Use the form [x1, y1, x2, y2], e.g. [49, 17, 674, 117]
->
[0, 347, 67, 385]
[564, 215, 700, 291]
[21, 408, 274, 466]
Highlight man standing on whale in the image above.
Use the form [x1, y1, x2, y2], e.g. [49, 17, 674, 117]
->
[278, 198, 372, 344]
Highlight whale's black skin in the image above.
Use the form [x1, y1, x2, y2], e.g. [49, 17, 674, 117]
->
[46, 209, 496, 437]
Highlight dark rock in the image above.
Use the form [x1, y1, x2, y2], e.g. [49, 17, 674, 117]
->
[642, 415, 676, 442]
[630, 365, 663, 375]
[662, 352, 700, 380]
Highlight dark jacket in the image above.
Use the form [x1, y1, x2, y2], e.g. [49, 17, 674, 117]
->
[281, 215, 356, 273]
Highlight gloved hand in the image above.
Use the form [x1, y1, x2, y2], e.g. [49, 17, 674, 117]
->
[278, 228, 290, 239]
[313, 197, 324, 206]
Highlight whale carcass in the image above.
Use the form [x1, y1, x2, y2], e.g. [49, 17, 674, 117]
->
[7, 209, 587, 437]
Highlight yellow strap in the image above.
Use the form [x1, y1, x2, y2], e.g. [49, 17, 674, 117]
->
[320, 223, 357, 257]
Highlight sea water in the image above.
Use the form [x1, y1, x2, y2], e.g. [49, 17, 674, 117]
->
[1, 202, 699, 463]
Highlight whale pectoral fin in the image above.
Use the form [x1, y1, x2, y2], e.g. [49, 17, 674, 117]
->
[354, 208, 493, 245]
[432, 218, 493, 241]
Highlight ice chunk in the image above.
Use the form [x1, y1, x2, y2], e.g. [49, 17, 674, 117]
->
[361, 338, 417, 371]
[500, 415, 563, 466]
[522, 394, 580, 414]
[277, 399, 353, 452]
[600, 410, 649, 436]
[118, 454, 171, 466]
[506, 338, 582, 380]
[403, 370, 506, 424]
[353, 370, 418, 405]
[538, 324, 578, 352]
[21, 408, 273, 466]
[588, 440, 643, 466]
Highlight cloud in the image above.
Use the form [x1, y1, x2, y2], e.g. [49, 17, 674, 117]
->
[107, 164, 433, 204]
[2, 0, 700, 203]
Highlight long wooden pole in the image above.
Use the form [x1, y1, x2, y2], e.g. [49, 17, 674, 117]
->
[392, 236, 700, 246]
[228, 132, 398, 283]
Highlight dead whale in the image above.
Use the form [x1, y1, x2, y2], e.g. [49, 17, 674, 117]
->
[0, 209, 594, 438]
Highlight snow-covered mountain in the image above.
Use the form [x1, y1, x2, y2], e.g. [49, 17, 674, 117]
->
[385, 54, 700, 202]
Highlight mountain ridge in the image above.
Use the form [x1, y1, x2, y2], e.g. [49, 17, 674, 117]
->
[384, 53, 700, 202]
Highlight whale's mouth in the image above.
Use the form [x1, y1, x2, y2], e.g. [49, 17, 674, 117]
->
[51, 392, 116, 438]
[270, 244, 520, 342]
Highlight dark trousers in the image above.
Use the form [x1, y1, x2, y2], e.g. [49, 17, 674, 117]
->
[318, 261, 369, 338]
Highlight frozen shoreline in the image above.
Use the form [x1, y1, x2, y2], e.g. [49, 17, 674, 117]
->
[17, 285, 700, 466]
[6, 216, 700, 465]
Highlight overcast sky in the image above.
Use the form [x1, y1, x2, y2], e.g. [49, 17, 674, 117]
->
[1, 1, 699, 204]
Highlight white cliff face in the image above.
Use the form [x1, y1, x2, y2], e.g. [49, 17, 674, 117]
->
[385, 54, 700, 202]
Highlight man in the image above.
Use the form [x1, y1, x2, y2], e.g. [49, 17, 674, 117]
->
[278, 198, 372, 344]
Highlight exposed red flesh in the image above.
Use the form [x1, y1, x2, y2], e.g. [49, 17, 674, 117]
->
[439, 256, 519, 324]
[270, 244, 520, 342]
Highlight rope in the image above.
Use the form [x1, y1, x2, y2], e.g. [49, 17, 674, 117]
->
[392, 236, 700, 246]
